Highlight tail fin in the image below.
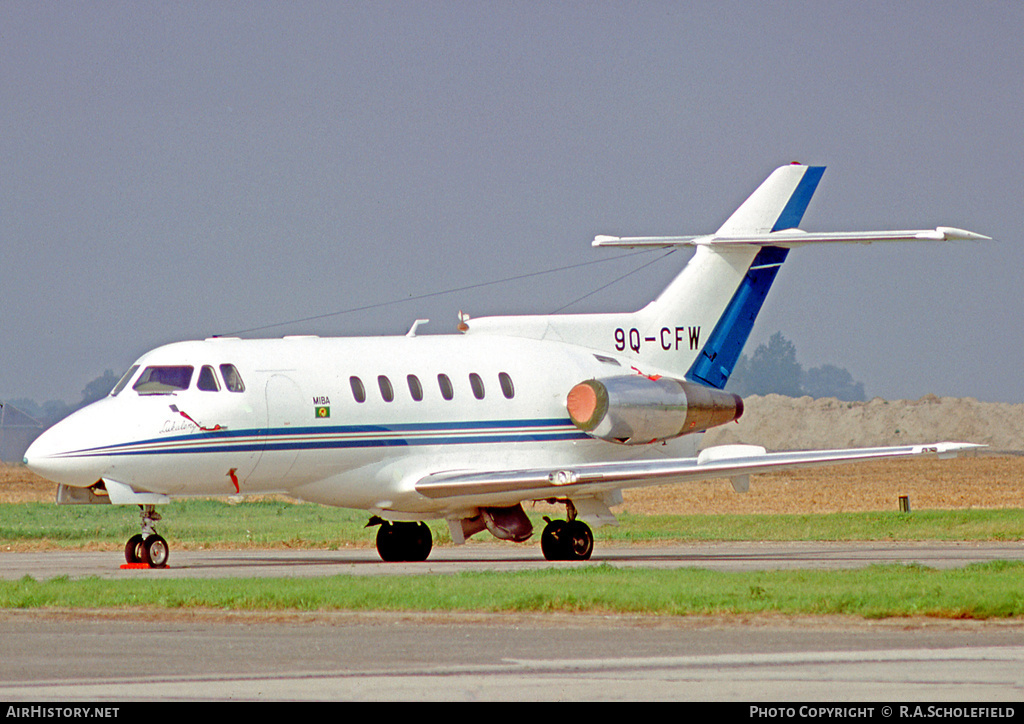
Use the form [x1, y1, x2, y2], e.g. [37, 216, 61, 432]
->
[632, 164, 825, 386]
[716, 163, 826, 235]
[466, 164, 985, 389]
[685, 164, 825, 388]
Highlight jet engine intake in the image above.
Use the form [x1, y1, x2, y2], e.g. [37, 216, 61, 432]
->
[566, 375, 743, 445]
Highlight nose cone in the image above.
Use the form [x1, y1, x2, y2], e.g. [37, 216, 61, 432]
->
[24, 406, 109, 487]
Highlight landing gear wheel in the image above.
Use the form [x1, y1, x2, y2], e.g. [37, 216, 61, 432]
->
[405, 522, 433, 562]
[375, 521, 432, 562]
[541, 519, 568, 561]
[541, 518, 593, 561]
[143, 534, 170, 568]
[565, 520, 594, 561]
[122, 505, 171, 567]
[375, 523, 401, 562]
[124, 534, 145, 564]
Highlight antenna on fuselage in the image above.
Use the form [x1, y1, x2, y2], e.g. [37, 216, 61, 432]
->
[406, 319, 430, 337]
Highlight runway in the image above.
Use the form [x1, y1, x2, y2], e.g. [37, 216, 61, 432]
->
[1, 609, 1023, 701]
[2, 542, 1023, 701]
[2, 540, 1023, 580]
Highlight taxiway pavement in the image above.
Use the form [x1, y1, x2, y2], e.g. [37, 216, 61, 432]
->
[2, 540, 1023, 580]
[3, 542, 1023, 701]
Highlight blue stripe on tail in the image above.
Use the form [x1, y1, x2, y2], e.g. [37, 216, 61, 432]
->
[686, 166, 825, 390]
[772, 166, 826, 232]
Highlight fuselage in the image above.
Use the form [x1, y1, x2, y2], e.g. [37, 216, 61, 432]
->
[19, 164, 985, 565]
[24, 332, 698, 519]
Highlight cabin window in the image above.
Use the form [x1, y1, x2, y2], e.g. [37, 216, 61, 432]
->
[378, 375, 394, 402]
[110, 365, 139, 397]
[437, 373, 454, 401]
[219, 364, 245, 392]
[350, 376, 366, 403]
[197, 366, 220, 392]
[407, 374, 423, 401]
[133, 366, 194, 394]
[469, 373, 485, 400]
[499, 372, 515, 399]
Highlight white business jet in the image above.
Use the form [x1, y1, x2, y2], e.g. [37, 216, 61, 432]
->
[24, 164, 987, 567]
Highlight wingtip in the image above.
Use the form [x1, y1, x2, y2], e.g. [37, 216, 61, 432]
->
[920, 442, 988, 459]
[936, 227, 991, 241]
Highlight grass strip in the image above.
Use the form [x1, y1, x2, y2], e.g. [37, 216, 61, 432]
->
[2, 500, 1022, 550]
[2, 562, 1023, 619]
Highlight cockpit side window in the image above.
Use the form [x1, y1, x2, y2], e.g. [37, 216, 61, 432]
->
[110, 365, 140, 397]
[219, 364, 245, 392]
[197, 366, 220, 392]
[133, 366, 194, 394]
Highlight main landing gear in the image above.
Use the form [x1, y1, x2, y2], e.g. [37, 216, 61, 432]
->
[540, 500, 594, 562]
[365, 504, 594, 563]
[367, 516, 433, 562]
[123, 504, 170, 568]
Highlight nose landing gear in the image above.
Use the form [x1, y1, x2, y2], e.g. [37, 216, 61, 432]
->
[123, 505, 169, 568]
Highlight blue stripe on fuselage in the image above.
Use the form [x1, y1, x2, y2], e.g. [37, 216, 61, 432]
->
[52, 418, 587, 459]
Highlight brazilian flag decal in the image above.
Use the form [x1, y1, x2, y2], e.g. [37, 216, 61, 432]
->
[315, 406, 330, 419]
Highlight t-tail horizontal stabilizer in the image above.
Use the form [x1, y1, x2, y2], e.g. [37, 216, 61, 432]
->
[601, 163, 989, 390]
[593, 226, 991, 248]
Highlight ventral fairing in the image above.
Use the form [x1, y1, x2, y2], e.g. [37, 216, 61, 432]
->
[24, 163, 987, 566]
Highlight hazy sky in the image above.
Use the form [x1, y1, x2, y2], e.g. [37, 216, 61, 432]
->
[3, 1, 1022, 404]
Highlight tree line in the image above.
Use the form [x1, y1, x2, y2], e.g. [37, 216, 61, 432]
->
[726, 331, 867, 401]
[4, 369, 121, 429]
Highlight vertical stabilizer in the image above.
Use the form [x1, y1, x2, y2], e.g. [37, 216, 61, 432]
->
[463, 164, 826, 388]
[683, 165, 824, 388]
[634, 165, 824, 384]
[716, 163, 826, 235]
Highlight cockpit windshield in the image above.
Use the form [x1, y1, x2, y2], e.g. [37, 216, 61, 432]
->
[110, 365, 140, 396]
[132, 366, 194, 394]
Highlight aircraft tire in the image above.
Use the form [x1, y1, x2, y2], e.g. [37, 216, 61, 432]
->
[541, 519, 593, 561]
[375, 524, 402, 562]
[565, 520, 594, 561]
[540, 520, 568, 561]
[125, 534, 145, 564]
[405, 522, 432, 562]
[376, 522, 432, 562]
[143, 535, 170, 568]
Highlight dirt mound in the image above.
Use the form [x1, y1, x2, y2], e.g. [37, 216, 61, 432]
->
[703, 394, 1024, 453]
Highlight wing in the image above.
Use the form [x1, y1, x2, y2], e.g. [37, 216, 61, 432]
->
[414, 442, 983, 521]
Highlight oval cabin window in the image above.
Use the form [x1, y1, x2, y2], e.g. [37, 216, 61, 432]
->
[378, 375, 394, 402]
[469, 373, 485, 400]
[437, 374, 454, 401]
[499, 372, 515, 399]
[407, 374, 423, 401]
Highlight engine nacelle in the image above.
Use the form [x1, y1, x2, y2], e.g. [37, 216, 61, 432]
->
[566, 375, 743, 445]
